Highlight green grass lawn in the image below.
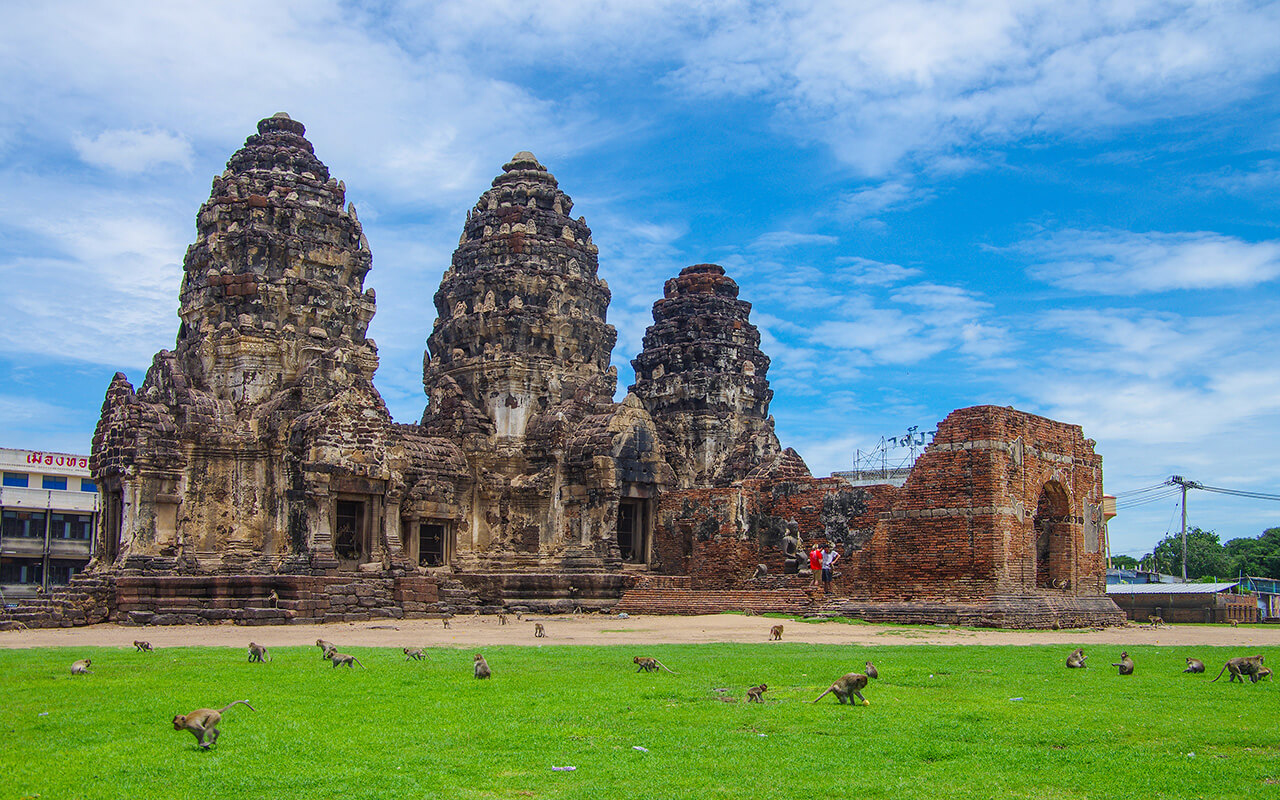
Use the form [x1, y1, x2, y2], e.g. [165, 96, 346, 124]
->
[2, 640, 1277, 799]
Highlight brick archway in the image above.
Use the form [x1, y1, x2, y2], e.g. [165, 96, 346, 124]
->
[1034, 480, 1072, 590]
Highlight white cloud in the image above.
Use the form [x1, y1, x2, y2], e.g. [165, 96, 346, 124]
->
[0, 3, 598, 209]
[73, 129, 192, 173]
[833, 257, 922, 286]
[839, 180, 934, 219]
[668, 1, 1280, 175]
[748, 231, 839, 250]
[1019, 229, 1280, 293]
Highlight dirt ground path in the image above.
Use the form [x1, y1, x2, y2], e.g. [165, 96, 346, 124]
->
[4, 614, 1279, 650]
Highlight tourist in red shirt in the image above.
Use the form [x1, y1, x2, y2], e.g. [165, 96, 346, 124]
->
[809, 543, 823, 586]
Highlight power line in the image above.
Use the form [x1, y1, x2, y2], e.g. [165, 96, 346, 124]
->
[1113, 482, 1178, 497]
[1114, 488, 1181, 509]
[1197, 484, 1280, 502]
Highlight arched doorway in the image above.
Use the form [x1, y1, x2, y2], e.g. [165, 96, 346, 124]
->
[1033, 481, 1072, 590]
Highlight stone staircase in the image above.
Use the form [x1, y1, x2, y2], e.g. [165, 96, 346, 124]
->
[450, 571, 634, 614]
[0, 574, 114, 629]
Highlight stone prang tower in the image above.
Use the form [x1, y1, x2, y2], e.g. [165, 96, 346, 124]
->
[173, 112, 378, 404]
[630, 263, 788, 487]
[421, 153, 671, 574]
[91, 113, 465, 578]
[423, 151, 617, 435]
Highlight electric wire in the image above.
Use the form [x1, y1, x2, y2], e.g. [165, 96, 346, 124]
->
[1112, 483, 1176, 497]
[1197, 484, 1280, 502]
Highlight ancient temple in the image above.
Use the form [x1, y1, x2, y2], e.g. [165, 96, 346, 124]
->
[0, 113, 1122, 629]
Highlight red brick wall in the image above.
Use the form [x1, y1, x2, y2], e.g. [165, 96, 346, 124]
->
[871, 405, 1105, 601]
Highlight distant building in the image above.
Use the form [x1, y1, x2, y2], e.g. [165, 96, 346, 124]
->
[1106, 581, 1257, 623]
[0, 448, 97, 596]
[1240, 576, 1280, 620]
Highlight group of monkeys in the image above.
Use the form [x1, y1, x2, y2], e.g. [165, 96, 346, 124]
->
[1065, 647, 1271, 682]
[68, 621, 1273, 750]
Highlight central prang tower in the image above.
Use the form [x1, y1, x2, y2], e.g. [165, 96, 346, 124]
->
[421, 153, 663, 574]
[423, 152, 618, 439]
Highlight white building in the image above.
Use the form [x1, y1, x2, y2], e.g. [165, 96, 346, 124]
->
[0, 447, 97, 597]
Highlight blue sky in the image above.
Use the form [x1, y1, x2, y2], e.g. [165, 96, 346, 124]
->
[2, 1, 1279, 562]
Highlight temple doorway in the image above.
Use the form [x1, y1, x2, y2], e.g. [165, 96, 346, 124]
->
[617, 499, 649, 564]
[1033, 481, 1072, 589]
[418, 522, 450, 567]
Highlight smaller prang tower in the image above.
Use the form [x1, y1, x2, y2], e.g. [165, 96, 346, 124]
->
[630, 264, 793, 487]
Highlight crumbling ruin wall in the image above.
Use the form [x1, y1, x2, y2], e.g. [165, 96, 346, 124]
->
[869, 405, 1109, 602]
[652, 470, 882, 590]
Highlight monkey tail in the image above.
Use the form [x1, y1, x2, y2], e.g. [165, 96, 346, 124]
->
[812, 687, 834, 703]
[218, 700, 257, 714]
[1210, 663, 1229, 682]
[657, 660, 678, 674]
[355, 657, 366, 669]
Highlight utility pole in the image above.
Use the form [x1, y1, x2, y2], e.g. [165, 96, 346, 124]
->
[1169, 476, 1201, 581]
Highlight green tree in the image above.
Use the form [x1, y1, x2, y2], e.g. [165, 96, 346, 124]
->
[1149, 527, 1231, 580]
[1110, 555, 1139, 569]
[1225, 527, 1280, 579]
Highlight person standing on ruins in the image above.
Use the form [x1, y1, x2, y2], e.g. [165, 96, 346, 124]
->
[809, 542, 824, 587]
[821, 543, 840, 594]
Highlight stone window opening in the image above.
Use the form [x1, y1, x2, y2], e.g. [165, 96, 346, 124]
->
[1033, 481, 1072, 590]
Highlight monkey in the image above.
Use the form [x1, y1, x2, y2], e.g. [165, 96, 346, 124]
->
[1065, 648, 1087, 669]
[329, 651, 365, 669]
[1148, 615, 1164, 628]
[247, 642, 271, 662]
[316, 639, 338, 658]
[134, 640, 154, 652]
[633, 656, 677, 674]
[1111, 652, 1134, 675]
[1210, 655, 1266, 683]
[753, 563, 768, 579]
[70, 658, 92, 674]
[743, 608, 759, 616]
[474, 653, 491, 679]
[1181, 657, 1205, 673]
[442, 615, 452, 629]
[1257, 666, 1273, 681]
[865, 661, 879, 679]
[172, 700, 256, 749]
[813, 672, 870, 705]
[769, 624, 783, 641]
[403, 647, 425, 661]
[267, 589, 279, 609]
[746, 684, 768, 703]
[497, 612, 508, 625]
[1230, 619, 1239, 628]
[534, 622, 546, 638]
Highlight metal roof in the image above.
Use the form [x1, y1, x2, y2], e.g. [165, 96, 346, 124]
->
[1107, 582, 1238, 595]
